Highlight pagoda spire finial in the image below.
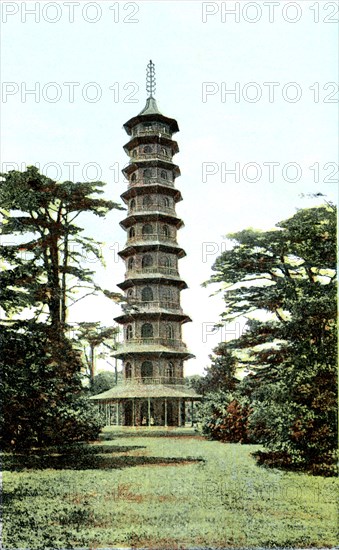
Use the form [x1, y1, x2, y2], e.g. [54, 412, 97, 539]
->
[146, 59, 156, 98]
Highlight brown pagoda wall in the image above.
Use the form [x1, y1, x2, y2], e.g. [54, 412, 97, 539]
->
[123, 319, 183, 341]
[123, 357, 184, 382]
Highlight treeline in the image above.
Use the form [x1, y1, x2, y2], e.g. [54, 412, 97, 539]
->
[0, 167, 123, 449]
[196, 204, 337, 477]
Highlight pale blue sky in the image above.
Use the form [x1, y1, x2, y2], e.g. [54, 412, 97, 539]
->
[1, 1, 338, 374]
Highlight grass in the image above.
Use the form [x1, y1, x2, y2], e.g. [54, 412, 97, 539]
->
[2, 426, 338, 549]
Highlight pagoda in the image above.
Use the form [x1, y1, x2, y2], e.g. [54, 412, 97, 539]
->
[91, 61, 201, 426]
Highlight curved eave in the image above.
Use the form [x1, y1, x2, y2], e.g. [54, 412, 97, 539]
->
[113, 345, 194, 360]
[118, 243, 186, 259]
[90, 384, 201, 400]
[114, 311, 192, 324]
[123, 136, 179, 155]
[123, 113, 179, 135]
[118, 277, 188, 291]
[120, 213, 184, 230]
[122, 160, 181, 178]
[121, 185, 183, 204]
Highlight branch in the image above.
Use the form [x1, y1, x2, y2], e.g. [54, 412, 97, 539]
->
[67, 290, 98, 307]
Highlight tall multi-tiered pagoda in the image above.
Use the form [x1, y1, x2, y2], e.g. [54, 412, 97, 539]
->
[91, 61, 201, 426]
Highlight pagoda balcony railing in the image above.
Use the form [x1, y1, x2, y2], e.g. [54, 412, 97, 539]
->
[127, 234, 177, 245]
[127, 300, 182, 311]
[131, 152, 173, 162]
[132, 128, 172, 139]
[122, 377, 185, 386]
[126, 267, 179, 278]
[129, 205, 176, 216]
[128, 178, 174, 188]
[123, 337, 187, 350]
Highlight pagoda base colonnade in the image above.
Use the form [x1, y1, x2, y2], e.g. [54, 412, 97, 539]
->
[97, 397, 198, 427]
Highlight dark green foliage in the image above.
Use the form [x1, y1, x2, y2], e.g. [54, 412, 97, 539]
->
[199, 392, 251, 443]
[204, 205, 337, 475]
[0, 166, 123, 331]
[197, 343, 238, 394]
[0, 167, 123, 449]
[91, 371, 117, 395]
[0, 324, 104, 450]
[197, 344, 251, 443]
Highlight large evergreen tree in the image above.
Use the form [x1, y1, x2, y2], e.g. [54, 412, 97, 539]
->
[0, 167, 123, 448]
[0, 166, 123, 334]
[204, 205, 337, 475]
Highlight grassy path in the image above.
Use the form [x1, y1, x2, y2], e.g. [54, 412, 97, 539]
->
[2, 427, 338, 549]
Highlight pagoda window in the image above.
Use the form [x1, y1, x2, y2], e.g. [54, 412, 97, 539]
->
[142, 254, 153, 268]
[142, 224, 153, 235]
[141, 323, 153, 338]
[166, 362, 175, 379]
[131, 173, 137, 182]
[161, 170, 167, 180]
[141, 361, 153, 379]
[127, 288, 134, 298]
[132, 149, 137, 157]
[142, 287, 153, 302]
[165, 324, 174, 339]
[143, 168, 152, 178]
[126, 324, 133, 340]
[125, 362, 132, 378]
[163, 196, 170, 208]
[163, 224, 170, 237]
[129, 227, 135, 238]
[130, 198, 136, 210]
[162, 256, 171, 268]
[143, 195, 153, 207]
[128, 257, 134, 269]
[143, 145, 152, 153]
[163, 288, 173, 302]
[161, 147, 167, 157]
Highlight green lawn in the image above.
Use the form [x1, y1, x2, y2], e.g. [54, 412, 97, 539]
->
[2, 427, 338, 549]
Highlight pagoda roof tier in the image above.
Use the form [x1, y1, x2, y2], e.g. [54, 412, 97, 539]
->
[118, 276, 188, 291]
[123, 98, 179, 136]
[123, 160, 181, 178]
[114, 311, 192, 324]
[120, 212, 184, 230]
[112, 342, 195, 360]
[121, 184, 183, 204]
[123, 135, 179, 155]
[118, 243, 186, 259]
[90, 383, 201, 401]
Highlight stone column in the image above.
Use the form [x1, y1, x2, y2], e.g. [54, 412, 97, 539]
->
[116, 402, 119, 426]
[148, 397, 151, 427]
[164, 398, 168, 427]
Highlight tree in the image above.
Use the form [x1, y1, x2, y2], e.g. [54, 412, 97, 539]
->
[0, 323, 104, 449]
[91, 371, 118, 396]
[0, 167, 123, 448]
[196, 343, 251, 443]
[199, 391, 251, 444]
[204, 205, 337, 475]
[197, 343, 238, 395]
[0, 166, 123, 336]
[75, 322, 119, 388]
